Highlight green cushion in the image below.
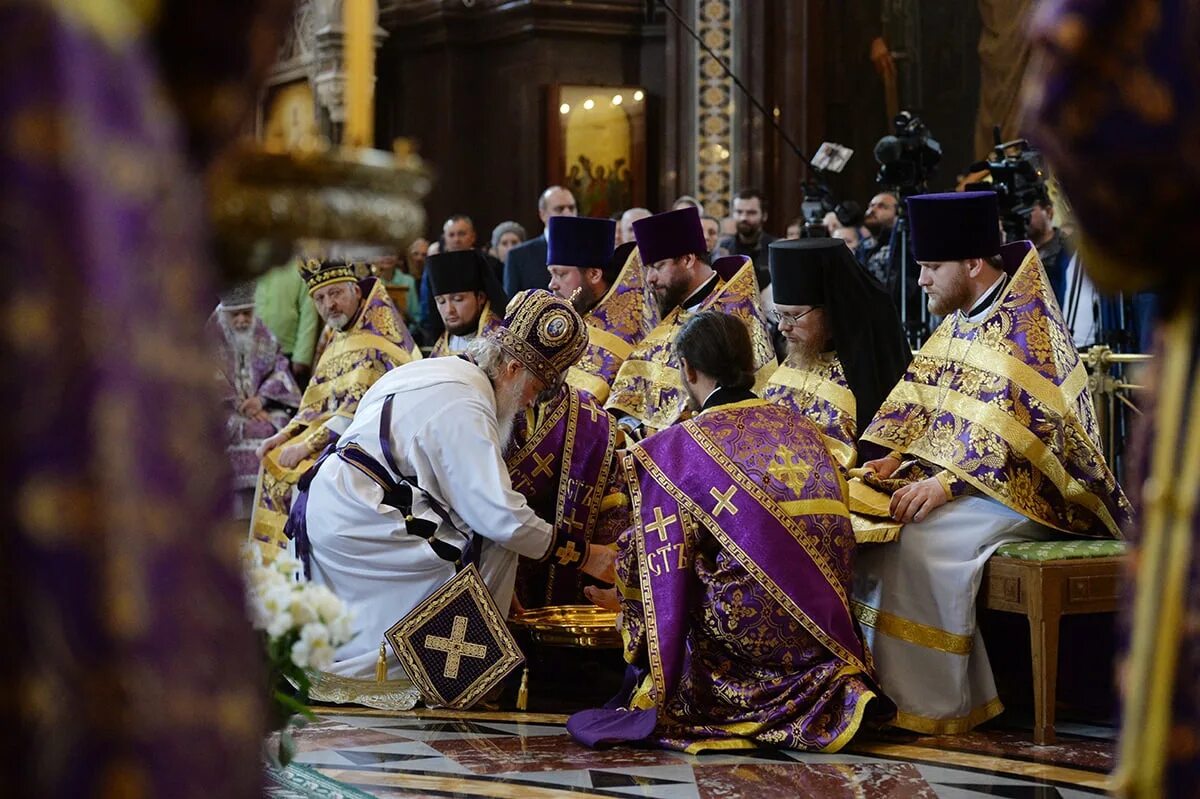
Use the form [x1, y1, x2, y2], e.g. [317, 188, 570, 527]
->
[993, 539, 1129, 561]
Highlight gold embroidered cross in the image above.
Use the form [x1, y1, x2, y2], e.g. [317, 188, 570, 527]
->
[768, 445, 812, 495]
[424, 615, 488, 679]
[531, 452, 555, 478]
[710, 485, 739, 517]
[581, 400, 603, 423]
[555, 540, 582, 566]
[563, 507, 585, 533]
[645, 506, 679, 543]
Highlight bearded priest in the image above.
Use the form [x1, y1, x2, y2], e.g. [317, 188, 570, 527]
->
[570, 310, 890, 752]
[763, 239, 910, 470]
[289, 290, 617, 702]
[251, 258, 421, 556]
[605, 207, 775, 438]
[851, 191, 1132, 735]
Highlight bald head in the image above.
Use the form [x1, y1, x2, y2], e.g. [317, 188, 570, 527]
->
[619, 207, 651, 245]
[538, 186, 578, 225]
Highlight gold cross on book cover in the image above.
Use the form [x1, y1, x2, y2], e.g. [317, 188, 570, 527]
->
[384, 564, 524, 709]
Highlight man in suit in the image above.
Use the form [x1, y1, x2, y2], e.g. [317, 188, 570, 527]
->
[504, 185, 578, 295]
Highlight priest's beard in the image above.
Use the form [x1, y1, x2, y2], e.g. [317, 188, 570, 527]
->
[654, 280, 690, 317]
[571, 282, 599, 315]
[926, 266, 973, 317]
[785, 337, 821, 370]
[325, 313, 351, 332]
[220, 315, 257, 359]
[493, 370, 536, 448]
[446, 315, 480, 337]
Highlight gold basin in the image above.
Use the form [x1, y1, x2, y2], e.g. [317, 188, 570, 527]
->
[509, 605, 621, 649]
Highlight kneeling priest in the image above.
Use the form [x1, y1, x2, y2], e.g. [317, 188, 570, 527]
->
[570, 310, 889, 752]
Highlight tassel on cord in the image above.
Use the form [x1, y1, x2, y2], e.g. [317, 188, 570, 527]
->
[516, 667, 529, 711]
[375, 642, 388, 682]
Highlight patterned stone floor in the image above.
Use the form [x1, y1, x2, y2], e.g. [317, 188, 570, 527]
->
[266, 708, 1115, 798]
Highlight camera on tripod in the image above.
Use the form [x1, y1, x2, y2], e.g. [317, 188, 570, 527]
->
[797, 181, 863, 238]
[965, 128, 1047, 241]
[874, 111, 942, 193]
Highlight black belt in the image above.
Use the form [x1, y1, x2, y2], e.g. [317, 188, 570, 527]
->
[286, 394, 474, 576]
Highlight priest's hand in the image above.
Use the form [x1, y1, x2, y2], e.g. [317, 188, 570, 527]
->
[581, 543, 617, 584]
[256, 431, 288, 460]
[277, 441, 311, 469]
[863, 454, 901, 479]
[889, 477, 949, 523]
[584, 585, 620, 611]
[240, 396, 265, 417]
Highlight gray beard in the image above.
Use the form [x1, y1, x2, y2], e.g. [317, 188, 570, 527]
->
[219, 315, 257, 357]
[325, 314, 350, 332]
[493, 373, 533, 449]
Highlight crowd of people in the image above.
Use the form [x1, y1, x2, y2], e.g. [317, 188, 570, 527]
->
[208, 185, 1130, 750]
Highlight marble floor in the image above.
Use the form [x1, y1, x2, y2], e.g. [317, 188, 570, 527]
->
[266, 708, 1116, 798]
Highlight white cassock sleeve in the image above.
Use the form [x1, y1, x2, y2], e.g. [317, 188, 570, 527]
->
[413, 396, 554, 561]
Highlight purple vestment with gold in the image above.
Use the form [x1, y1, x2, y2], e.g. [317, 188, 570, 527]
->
[764, 355, 857, 470]
[567, 246, 658, 404]
[572, 399, 887, 752]
[856, 242, 1131, 538]
[1022, 1, 1199, 794]
[430, 304, 502, 357]
[605, 257, 776, 433]
[506, 387, 626, 607]
[206, 312, 301, 490]
[1, 1, 287, 795]
[252, 276, 421, 553]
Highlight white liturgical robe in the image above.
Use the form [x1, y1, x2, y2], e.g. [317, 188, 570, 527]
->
[305, 356, 555, 679]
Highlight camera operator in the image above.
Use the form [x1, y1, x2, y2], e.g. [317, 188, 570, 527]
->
[1026, 191, 1073, 304]
[858, 192, 899, 286]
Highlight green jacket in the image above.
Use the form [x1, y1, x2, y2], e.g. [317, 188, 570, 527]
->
[255, 262, 319, 366]
[384, 271, 422, 326]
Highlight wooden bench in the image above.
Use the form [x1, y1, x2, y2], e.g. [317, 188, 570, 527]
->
[981, 538, 1128, 744]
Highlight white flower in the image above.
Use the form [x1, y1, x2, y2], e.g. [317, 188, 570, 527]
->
[307, 585, 344, 624]
[273, 553, 303, 579]
[246, 593, 271, 631]
[326, 612, 354, 646]
[267, 610, 294, 639]
[288, 593, 318, 626]
[291, 622, 336, 670]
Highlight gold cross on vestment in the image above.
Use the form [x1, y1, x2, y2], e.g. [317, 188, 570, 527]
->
[531, 452, 555, 478]
[555, 540, 582, 566]
[563, 507, 585, 532]
[710, 485, 739, 517]
[768, 445, 812, 495]
[581, 400, 603, 423]
[645, 506, 679, 543]
[424, 615, 488, 679]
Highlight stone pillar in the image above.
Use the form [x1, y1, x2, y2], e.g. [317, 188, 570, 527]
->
[693, 0, 737, 219]
[310, 0, 388, 145]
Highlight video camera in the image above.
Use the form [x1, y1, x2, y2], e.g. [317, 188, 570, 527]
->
[874, 111, 942, 193]
[797, 142, 861, 238]
[965, 128, 1048, 242]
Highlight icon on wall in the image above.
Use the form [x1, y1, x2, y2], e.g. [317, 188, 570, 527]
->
[547, 85, 647, 218]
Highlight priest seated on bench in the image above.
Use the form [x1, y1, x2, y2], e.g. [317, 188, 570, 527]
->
[850, 190, 1132, 735]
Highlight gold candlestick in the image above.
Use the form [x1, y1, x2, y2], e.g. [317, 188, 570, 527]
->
[343, 0, 375, 148]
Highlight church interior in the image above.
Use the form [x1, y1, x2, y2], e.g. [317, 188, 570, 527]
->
[6, 1, 1196, 798]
